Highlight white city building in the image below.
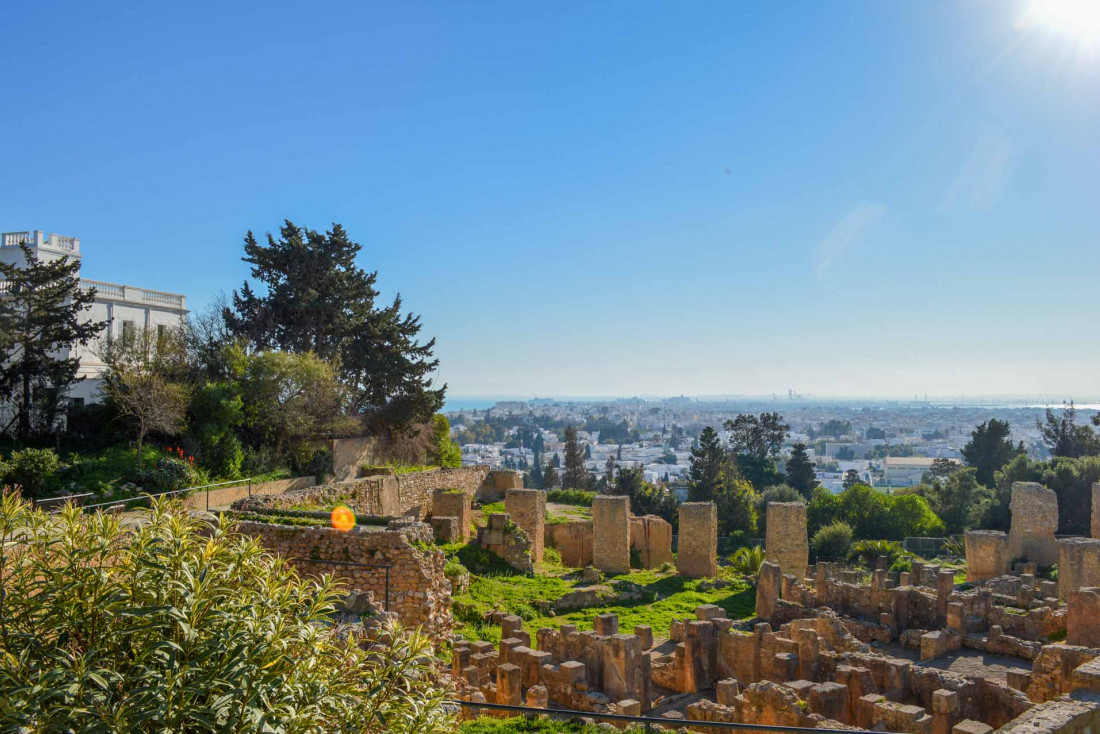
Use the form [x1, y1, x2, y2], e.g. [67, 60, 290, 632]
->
[1, 229, 188, 404]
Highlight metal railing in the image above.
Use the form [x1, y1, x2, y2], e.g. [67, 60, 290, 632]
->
[447, 700, 857, 733]
[35, 478, 258, 514]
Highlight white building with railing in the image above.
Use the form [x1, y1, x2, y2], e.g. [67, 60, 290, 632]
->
[1, 229, 188, 404]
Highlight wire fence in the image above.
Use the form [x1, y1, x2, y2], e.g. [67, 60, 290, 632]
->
[447, 699, 858, 733]
[32, 478, 259, 514]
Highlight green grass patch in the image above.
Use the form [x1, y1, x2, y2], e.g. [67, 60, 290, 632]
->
[545, 489, 595, 507]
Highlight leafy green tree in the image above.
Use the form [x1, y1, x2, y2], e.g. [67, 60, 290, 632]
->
[0, 243, 107, 439]
[785, 443, 817, 499]
[529, 450, 545, 489]
[843, 469, 862, 489]
[818, 419, 852, 438]
[714, 475, 758, 536]
[234, 348, 356, 459]
[724, 412, 790, 458]
[991, 454, 1100, 535]
[189, 381, 245, 478]
[0, 495, 452, 732]
[226, 221, 444, 434]
[689, 426, 727, 501]
[543, 459, 560, 489]
[883, 493, 945, 538]
[427, 414, 461, 468]
[811, 521, 853, 560]
[99, 327, 191, 471]
[614, 465, 678, 526]
[865, 427, 886, 440]
[927, 467, 991, 534]
[734, 452, 785, 492]
[1037, 403, 1100, 459]
[562, 425, 590, 490]
[921, 457, 960, 484]
[962, 419, 1024, 486]
[1, 448, 61, 498]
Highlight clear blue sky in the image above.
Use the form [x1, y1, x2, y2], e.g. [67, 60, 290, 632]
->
[3, 1, 1098, 399]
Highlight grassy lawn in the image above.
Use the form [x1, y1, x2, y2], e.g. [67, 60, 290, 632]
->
[445, 540, 755, 644]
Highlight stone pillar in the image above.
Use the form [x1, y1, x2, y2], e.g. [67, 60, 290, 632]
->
[592, 495, 630, 575]
[603, 633, 651, 711]
[936, 569, 955, 619]
[756, 561, 781, 620]
[1067, 587, 1100, 647]
[505, 488, 546, 563]
[964, 530, 1009, 582]
[765, 502, 809, 579]
[932, 689, 960, 734]
[496, 663, 522, 705]
[676, 502, 718, 578]
[1057, 537, 1100, 601]
[1006, 482, 1059, 566]
[1093, 482, 1100, 540]
[432, 489, 471, 541]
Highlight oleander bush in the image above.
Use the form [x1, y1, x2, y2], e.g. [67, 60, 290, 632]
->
[0, 493, 453, 733]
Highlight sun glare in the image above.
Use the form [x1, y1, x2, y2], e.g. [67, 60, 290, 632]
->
[1018, 0, 1100, 51]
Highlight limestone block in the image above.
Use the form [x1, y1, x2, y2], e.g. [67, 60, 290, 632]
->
[545, 520, 593, 567]
[1067, 587, 1100, 647]
[432, 489, 471, 541]
[809, 682, 849, 724]
[953, 721, 993, 734]
[717, 678, 741, 706]
[756, 561, 782, 620]
[634, 624, 653, 650]
[677, 502, 718, 578]
[1093, 482, 1100, 539]
[965, 530, 1009, 582]
[1007, 482, 1059, 566]
[630, 514, 673, 568]
[593, 613, 619, 637]
[505, 488, 546, 563]
[592, 496, 630, 575]
[430, 515, 460, 543]
[932, 689, 960, 734]
[1057, 537, 1100, 601]
[765, 502, 809, 579]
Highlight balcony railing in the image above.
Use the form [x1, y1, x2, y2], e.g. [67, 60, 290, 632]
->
[2, 231, 33, 247]
[80, 279, 186, 310]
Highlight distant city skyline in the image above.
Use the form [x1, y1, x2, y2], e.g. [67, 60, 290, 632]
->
[3, 1, 1097, 398]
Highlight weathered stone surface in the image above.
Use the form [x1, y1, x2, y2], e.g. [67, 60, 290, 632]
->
[1068, 587, 1100, 647]
[756, 561, 781, 620]
[592, 496, 630, 575]
[965, 530, 1009, 582]
[677, 502, 717, 578]
[1058, 537, 1100, 601]
[765, 502, 808, 579]
[433, 488, 471, 541]
[629, 514, 673, 568]
[505, 488, 546, 563]
[1007, 482, 1059, 566]
[476, 512, 534, 572]
[545, 519, 593, 567]
[1093, 482, 1100, 540]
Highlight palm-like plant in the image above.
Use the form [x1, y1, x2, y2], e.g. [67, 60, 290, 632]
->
[729, 545, 766, 576]
[0, 493, 453, 733]
[848, 539, 910, 568]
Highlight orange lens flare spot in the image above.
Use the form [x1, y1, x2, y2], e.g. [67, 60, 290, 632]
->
[330, 505, 356, 532]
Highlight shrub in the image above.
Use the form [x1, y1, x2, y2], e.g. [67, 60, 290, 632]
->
[0, 494, 453, 732]
[729, 545, 765, 576]
[4, 448, 61, 497]
[890, 557, 912, 573]
[811, 521, 853, 560]
[848, 539, 910, 568]
[136, 454, 203, 493]
[546, 488, 595, 506]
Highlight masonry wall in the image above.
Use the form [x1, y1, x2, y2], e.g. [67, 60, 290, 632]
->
[677, 502, 717, 578]
[1007, 482, 1059, 567]
[506, 489, 546, 563]
[630, 515, 673, 569]
[766, 502, 809, 579]
[966, 531, 1010, 582]
[592, 496, 630, 575]
[546, 520, 593, 568]
[233, 520, 453, 642]
[1057, 538, 1100, 601]
[1093, 483, 1100, 540]
[183, 476, 315, 511]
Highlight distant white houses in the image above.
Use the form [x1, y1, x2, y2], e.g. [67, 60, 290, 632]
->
[0, 229, 189, 405]
[881, 456, 960, 487]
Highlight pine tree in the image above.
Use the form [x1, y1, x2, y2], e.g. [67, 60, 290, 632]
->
[605, 452, 616, 488]
[843, 469, 862, 489]
[562, 425, 590, 490]
[785, 443, 817, 499]
[225, 221, 443, 434]
[688, 426, 727, 502]
[543, 459, 561, 489]
[0, 244, 107, 438]
[530, 450, 545, 489]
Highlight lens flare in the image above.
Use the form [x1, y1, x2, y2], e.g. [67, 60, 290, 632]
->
[331, 505, 356, 532]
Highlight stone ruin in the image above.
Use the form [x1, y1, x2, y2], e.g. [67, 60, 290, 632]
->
[451, 484, 1100, 733]
[677, 502, 718, 578]
[544, 512, 674, 570]
[476, 512, 534, 573]
[965, 483, 1062, 580]
[592, 495, 631, 575]
[505, 488, 546, 564]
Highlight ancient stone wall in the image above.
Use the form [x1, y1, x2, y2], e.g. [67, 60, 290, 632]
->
[1057, 538, 1100, 601]
[1007, 482, 1059, 567]
[477, 470, 523, 502]
[630, 514, 673, 569]
[545, 520, 593, 567]
[965, 531, 1009, 582]
[505, 489, 546, 563]
[677, 502, 717, 578]
[233, 520, 452, 641]
[1067, 588, 1100, 648]
[432, 489, 472, 542]
[394, 466, 491, 517]
[476, 513, 533, 572]
[183, 475, 316, 511]
[592, 496, 630, 575]
[766, 502, 809, 579]
[1093, 483, 1100, 540]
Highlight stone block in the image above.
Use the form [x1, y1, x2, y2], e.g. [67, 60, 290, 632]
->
[634, 624, 653, 650]
[765, 502, 808, 579]
[965, 530, 1009, 582]
[429, 515, 460, 543]
[1093, 482, 1100, 540]
[432, 489, 471, 541]
[592, 496, 630, 575]
[756, 561, 781, 620]
[717, 678, 741, 706]
[630, 514, 673, 568]
[677, 502, 718, 578]
[1057, 537, 1100, 601]
[545, 520, 593, 567]
[505, 488, 546, 563]
[593, 613, 619, 637]
[1007, 482, 1059, 566]
[1067, 587, 1100, 647]
[952, 720, 993, 734]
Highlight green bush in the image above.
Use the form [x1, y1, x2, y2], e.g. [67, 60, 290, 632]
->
[546, 488, 595, 506]
[848, 539, 910, 568]
[0, 495, 453, 733]
[810, 521, 853, 560]
[729, 545, 765, 576]
[4, 448, 61, 497]
[136, 455, 204, 493]
[890, 557, 912, 573]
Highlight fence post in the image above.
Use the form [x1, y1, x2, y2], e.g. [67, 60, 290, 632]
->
[248, 479, 252, 498]
[206, 486, 210, 512]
